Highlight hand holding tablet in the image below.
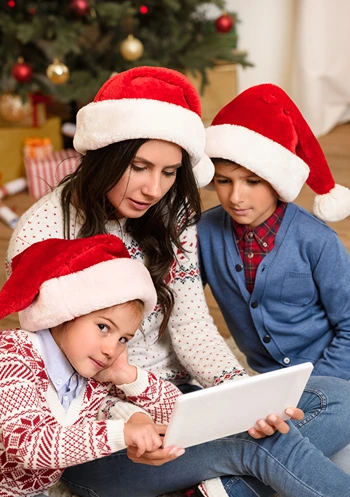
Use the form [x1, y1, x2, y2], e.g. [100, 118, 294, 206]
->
[163, 362, 313, 449]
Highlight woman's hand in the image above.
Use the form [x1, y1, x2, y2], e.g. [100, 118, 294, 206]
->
[94, 347, 137, 385]
[248, 407, 304, 439]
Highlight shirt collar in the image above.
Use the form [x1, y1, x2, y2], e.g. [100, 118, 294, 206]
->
[36, 329, 75, 393]
[232, 202, 287, 247]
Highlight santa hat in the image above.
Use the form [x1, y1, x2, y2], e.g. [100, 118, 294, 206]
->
[205, 83, 350, 222]
[0, 235, 157, 332]
[73, 66, 214, 188]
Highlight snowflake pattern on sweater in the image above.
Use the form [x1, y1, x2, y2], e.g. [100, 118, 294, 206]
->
[0, 329, 181, 497]
[7, 188, 247, 388]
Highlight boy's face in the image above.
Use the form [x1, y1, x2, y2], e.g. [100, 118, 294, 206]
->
[213, 162, 278, 228]
[51, 303, 142, 379]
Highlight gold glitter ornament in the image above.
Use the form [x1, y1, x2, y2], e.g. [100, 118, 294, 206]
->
[46, 59, 70, 85]
[120, 35, 144, 61]
[0, 93, 32, 123]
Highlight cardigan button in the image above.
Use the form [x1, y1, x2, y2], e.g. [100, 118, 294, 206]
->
[251, 300, 259, 309]
[263, 335, 271, 343]
[283, 357, 291, 365]
[235, 264, 244, 272]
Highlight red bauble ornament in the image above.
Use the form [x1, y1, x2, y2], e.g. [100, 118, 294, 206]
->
[12, 58, 33, 83]
[215, 14, 234, 33]
[70, 0, 90, 16]
[140, 5, 148, 14]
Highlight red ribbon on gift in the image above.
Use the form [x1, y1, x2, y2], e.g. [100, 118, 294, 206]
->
[29, 93, 53, 127]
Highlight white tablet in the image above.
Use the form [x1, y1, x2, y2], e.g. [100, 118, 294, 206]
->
[163, 362, 313, 449]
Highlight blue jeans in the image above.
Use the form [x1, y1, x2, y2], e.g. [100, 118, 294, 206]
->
[61, 376, 350, 497]
[329, 379, 350, 473]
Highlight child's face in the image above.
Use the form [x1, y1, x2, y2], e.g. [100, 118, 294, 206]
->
[51, 303, 142, 379]
[213, 162, 278, 228]
[107, 139, 182, 219]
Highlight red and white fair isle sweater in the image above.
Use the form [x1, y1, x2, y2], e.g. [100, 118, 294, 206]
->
[0, 329, 181, 497]
[7, 188, 247, 388]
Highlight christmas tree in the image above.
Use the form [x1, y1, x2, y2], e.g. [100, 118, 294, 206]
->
[0, 0, 252, 106]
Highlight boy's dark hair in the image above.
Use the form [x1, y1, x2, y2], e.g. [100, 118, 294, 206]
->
[212, 158, 240, 167]
[59, 139, 201, 337]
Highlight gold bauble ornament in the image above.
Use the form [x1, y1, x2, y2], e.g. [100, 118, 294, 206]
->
[120, 35, 144, 61]
[0, 93, 32, 123]
[46, 59, 70, 84]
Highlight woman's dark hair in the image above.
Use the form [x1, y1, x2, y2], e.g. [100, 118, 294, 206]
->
[60, 139, 202, 337]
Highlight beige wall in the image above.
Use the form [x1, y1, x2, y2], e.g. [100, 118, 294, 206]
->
[207, 0, 296, 93]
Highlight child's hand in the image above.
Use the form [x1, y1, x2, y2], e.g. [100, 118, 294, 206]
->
[93, 348, 137, 385]
[123, 422, 166, 457]
[127, 444, 186, 466]
[128, 412, 153, 425]
[126, 423, 185, 465]
[248, 407, 304, 439]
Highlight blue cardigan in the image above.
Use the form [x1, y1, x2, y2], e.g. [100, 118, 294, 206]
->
[197, 202, 350, 380]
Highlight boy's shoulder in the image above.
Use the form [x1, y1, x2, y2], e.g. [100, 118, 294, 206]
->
[289, 203, 336, 235]
[198, 204, 226, 228]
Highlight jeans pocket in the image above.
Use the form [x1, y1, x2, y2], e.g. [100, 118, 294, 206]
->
[292, 384, 327, 429]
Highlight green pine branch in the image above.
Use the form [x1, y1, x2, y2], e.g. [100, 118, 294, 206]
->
[0, 1, 253, 104]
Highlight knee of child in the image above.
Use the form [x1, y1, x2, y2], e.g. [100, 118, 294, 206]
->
[306, 375, 350, 407]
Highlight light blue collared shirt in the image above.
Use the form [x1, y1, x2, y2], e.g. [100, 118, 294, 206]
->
[36, 329, 86, 411]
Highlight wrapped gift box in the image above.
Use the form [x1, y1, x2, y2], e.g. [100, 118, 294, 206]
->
[23, 137, 54, 160]
[0, 99, 47, 128]
[0, 117, 63, 184]
[186, 63, 238, 126]
[25, 149, 81, 199]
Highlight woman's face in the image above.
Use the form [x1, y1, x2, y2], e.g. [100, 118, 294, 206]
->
[107, 139, 183, 219]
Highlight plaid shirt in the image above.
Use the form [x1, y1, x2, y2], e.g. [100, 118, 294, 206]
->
[232, 202, 287, 293]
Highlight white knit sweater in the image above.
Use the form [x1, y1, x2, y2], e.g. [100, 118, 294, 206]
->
[7, 188, 247, 388]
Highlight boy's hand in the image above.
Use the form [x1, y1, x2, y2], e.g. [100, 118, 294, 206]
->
[248, 407, 304, 439]
[123, 423, 166, 457]
[94, 348, 137, 385]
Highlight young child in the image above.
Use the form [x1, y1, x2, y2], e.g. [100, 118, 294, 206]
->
[0, 234, 183, 497]
[197, 83, 350, 472]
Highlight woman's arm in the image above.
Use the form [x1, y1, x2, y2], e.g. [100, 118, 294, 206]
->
[168, 225, 248, 388]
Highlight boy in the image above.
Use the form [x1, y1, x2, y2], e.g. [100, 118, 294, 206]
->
[197, 83, 350, 472]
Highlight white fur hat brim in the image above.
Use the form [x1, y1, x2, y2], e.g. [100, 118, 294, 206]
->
[74, 98, 214, 188]
[205, 124, 310, 201]
[19, 259, 157, 331]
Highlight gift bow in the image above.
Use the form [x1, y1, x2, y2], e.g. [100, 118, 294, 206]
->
[24, 137, 53, 159]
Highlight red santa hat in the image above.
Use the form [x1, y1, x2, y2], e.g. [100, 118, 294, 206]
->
[73, 66, 214, 188]
[0, 235, 157, 332]
[205, 83, 350, 222]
